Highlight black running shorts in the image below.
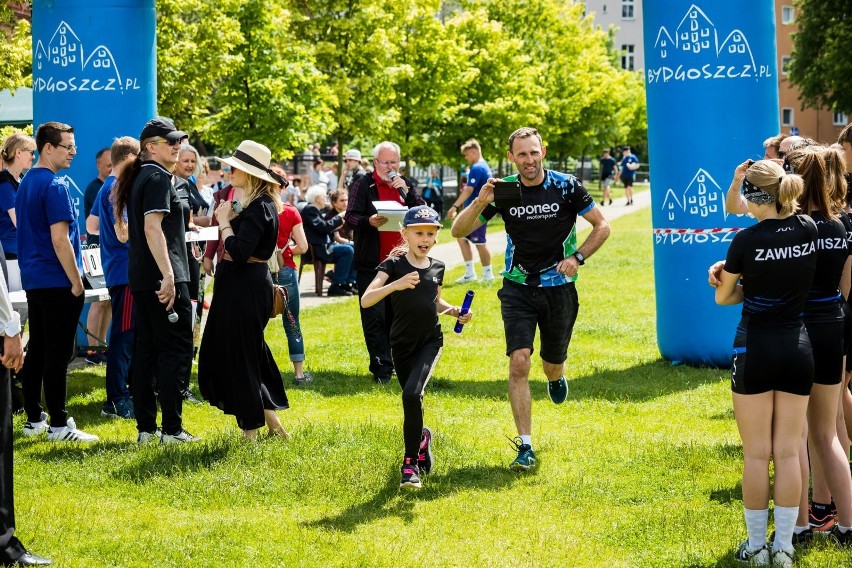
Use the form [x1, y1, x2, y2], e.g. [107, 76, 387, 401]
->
[730, 322, 814, 396]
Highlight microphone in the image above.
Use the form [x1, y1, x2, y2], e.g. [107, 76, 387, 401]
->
[156, 281, 179, 323]
[454, 290, 475, 334]
[388, 170, 407, 201]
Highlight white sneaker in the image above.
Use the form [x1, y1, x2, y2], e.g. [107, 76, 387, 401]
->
[23, 412, 49, 437]
[161, 429, 200, 445]
[770, 546, 793, 568]
[455, 274, 478, 284]
[47, 417, 99, 442]
[137, 429, 162, 444]
[481, 274, 495, 283]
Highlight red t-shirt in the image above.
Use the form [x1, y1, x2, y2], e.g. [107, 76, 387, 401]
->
[374, 171, 405, 260]
[277, 204, 302, 270]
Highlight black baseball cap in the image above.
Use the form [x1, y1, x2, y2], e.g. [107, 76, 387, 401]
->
[140, 116, 187, 142]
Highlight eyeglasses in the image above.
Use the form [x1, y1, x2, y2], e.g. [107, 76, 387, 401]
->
[374, 160, 399, 168]
[56, 143, 76, 152]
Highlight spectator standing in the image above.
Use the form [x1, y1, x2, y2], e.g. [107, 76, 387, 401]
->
[0, 242, 51, 565]
[326, 162, 340, 192]
[343, 149, 367, 190]
[82, 147, 111, 246]
[115, 117, 197, 444]
[619, 146, 640, 205]
[448, 139, 494, 283]
[276, 196, 311, 385]
[16, 121, 98, 442]
[85, 136, 140, 420]
[0, 133, 35, 260]
[310, 158, 330, 188]
[422, 168, 444, 214]
[198, 140, 290, 439]
[345, 141, 425, 383]
[599, 149, 617, 206]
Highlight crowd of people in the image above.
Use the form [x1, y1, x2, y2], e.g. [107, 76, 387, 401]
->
[708, 130, 852, 565]
[4, 118, 852, 567]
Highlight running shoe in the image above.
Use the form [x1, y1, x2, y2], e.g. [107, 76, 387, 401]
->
[23, 412, 49, 437]
[769, 529, 812, 547]
[294, 372, 314, 386]
[769, 546, 793, 568]
[161, 429, 200, 445]
[548, 376, 568, 404]
[418, 426, 433, 474]
[809, 503, 836, 532]
[509, 437, 537, 472]
[733, 540, 769, 565]
[182, 389, 203, 405]
[400, 457, 421, 489]
[47, 417, 99, 442]
[137, 429, 162, 444]
[830, 525, 852, 546]
[454, 274, 477, 284]
[101, 398, 135, 420]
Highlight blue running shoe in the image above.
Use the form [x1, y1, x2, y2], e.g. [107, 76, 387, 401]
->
[548, 376, 568, 404]
[509, 437, 537, 472]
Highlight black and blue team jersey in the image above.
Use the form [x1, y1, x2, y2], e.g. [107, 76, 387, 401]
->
[804, 211, 850, 319]
[724, 215, 818, 326]
[377, 254, 445, 352]
[479, 170, 594, 287]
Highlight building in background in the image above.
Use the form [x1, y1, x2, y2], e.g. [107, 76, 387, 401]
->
[584, 0, 645, 71]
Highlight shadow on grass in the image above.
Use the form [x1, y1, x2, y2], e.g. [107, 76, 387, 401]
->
[709, 480, 743, 504]
[306, 464, 517, 532]
[292, 360, 724, 404]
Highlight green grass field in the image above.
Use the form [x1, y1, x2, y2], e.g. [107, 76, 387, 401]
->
[13, 208, 851, 567]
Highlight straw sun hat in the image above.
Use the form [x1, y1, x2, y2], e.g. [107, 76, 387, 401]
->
[216, 140, 286, 186]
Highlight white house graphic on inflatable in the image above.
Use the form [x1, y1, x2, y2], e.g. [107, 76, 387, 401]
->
[33, 20, 129, 93]
[651, 4, 757, 75]
[661, 169, 729, 224]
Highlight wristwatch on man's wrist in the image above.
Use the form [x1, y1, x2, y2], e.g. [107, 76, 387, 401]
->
[573, 251, 585, 266]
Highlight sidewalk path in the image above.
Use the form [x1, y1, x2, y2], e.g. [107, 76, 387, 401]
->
[297, 189, 651, 309]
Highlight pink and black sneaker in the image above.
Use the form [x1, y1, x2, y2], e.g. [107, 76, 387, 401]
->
[400, 457, 422, 489]
[418, 426, 433, 474]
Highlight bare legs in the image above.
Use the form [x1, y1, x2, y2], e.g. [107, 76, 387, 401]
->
[508, 349, 565, 437]
[242, 409, 289, 441]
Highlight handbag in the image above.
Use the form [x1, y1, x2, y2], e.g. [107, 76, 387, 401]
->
[270, 284, 289, 318]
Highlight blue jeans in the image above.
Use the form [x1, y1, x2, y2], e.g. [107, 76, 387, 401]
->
[329, 243, 356, 285]
[277, 267, 304, 362]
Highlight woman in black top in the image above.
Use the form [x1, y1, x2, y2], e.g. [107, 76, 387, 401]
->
[790, 145, 852, 544]
[709, 160, 816, 566]
[198, 140, 289, 440]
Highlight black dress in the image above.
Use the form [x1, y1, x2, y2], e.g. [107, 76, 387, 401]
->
[198, 194, 289, 430]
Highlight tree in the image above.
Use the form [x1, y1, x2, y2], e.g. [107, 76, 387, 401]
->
[155, 0, 243, 137]
[788, 0, 852, 113]
[0, 7, 31, 92]
[204, 0, 335, 158]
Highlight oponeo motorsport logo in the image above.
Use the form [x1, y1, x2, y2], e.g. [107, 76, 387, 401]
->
[507, 202, 560, 221]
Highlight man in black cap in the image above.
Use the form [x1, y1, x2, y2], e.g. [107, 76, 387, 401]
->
[120, 117, 198, 444]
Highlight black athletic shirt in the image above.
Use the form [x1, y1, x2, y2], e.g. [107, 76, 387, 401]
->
[127, 161, 190, 291]
[805, 211, 850, 316]
[377, 254, 445, 352]
[724, 215, 818, 326]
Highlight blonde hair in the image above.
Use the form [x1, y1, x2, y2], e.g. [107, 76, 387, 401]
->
[746, 159, 803, 217]
[1, 133, 35, 164]
[819, 145, 847, 213]
[239, 170, 282, 214]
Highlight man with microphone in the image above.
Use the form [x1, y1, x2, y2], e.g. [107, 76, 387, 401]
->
[345, 141, 424, 384]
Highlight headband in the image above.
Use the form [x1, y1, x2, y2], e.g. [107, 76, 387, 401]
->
[232, 149, 289, 187]
[741, 176, 778, 205]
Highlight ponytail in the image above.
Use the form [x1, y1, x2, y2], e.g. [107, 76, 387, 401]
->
[777, 174, 804, 216]
[114, 154, 142, 228]
[788, 147, 831, 218]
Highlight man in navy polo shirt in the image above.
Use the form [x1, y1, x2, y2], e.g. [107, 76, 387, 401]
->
[15, 121, 98, 443]
[86, 136, 140, 421]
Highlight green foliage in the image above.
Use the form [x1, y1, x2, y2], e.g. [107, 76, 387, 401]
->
[0, 124, 32, 141]
[788, 0, 852, 113]
[155, 0, 243, 136]
[0, 17, 32, 92]
[204, 0, 335, 157]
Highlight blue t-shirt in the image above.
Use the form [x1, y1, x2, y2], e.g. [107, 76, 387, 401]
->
[15, 167, 83, 290]
[0, 172, 18, 255]
[465, 158, 492, 206]
[91, 175, 129, 287]
[620, 153, 640, 180]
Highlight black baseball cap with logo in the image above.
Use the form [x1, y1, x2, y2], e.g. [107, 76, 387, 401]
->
[140, 116, 187, 142]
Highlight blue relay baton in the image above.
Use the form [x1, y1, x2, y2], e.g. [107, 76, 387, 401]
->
[454, 290, 475, 334]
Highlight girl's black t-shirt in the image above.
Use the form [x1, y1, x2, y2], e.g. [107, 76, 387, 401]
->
[805, 211, 850, 314]
[377, 254, 445, 351]
[724, 215, 818, 326]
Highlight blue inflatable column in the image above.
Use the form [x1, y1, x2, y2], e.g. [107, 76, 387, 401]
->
[642, 2, 779, 366]
[32, 0, 157, 348]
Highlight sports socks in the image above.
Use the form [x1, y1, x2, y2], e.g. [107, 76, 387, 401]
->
[744, 508, 768, 550]
[463, 261, 475, 278]
[772, 506, 799, 554]
[519, 435, 532, 448]
[482, 265, 493, 279]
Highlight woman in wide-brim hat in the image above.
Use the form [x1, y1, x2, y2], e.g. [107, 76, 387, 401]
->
[198, 140, 291, 439]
